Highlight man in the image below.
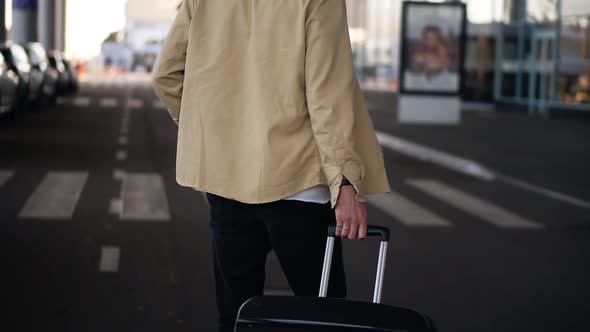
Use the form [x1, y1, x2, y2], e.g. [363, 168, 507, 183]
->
[152, 0, 391, 330]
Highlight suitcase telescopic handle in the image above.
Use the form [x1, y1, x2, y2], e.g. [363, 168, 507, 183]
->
[327, 224, 390, 242]
[319, 224, 390, 304]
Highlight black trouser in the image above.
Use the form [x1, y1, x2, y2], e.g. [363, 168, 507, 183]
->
[205, 192, 347, 332]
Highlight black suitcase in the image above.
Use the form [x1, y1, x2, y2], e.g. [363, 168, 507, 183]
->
[235, 224, 437, 331]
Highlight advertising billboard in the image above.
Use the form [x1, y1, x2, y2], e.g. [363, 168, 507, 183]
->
[399, 1, 467, 95]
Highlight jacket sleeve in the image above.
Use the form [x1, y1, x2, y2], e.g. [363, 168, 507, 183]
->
[151, 0, 195, 126]
[305, 0, 367, 208]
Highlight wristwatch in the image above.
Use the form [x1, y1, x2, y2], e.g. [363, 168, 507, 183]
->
[340, 176, 352, 187]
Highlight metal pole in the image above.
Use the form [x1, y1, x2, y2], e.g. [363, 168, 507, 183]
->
[493, 23, 504, 102]
[12, 0, 38, 43]
[0, 0, 6, 42]
[539, 35, 549, 113]
[55, 0, 65, 52]
[38, 0, 55, 49]
[549, 0, 562, 105]
[515, 21, 525, 101]
[528, 31, 538, 115]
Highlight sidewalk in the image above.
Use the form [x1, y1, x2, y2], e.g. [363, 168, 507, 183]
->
[364, 91, 590, 203]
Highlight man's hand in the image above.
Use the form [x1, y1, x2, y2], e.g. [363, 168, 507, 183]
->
[335, 186, 367, 240]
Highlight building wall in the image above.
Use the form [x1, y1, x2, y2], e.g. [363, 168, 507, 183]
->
[125, 0, 177, 23]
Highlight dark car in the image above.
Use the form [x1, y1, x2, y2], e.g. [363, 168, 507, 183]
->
[47, 50, 74, 95]
[0, 42, 34, 111]
[24, 42, 59, 104]
[0, 52, 20, 118]
[62, 58, 79, 94]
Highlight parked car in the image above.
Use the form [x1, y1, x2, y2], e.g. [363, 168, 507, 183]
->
[24, 42, 59, 104]
[47, 50, 75, 95]
[62, 58, 79, 94]
[0, 42, 34, 111]
[0, 52, 20, 118]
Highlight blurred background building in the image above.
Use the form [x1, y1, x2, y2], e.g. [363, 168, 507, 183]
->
[347, 0, 589, 112]
[3, 0, 584, 111]
[101, 0, 176, 72]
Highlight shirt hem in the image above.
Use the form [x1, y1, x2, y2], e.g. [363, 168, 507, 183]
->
[184, 179, 330, 205]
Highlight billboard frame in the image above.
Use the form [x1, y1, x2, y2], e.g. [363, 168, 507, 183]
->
[398, 1, 468, 97]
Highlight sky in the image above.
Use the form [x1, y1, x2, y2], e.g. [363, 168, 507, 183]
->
[65, 0, 127, 59]
[5, 0, 127, 60]
[3, 0, 499, 60]
[4, 0, 586, 61]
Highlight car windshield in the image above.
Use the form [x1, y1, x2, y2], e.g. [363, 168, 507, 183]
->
[49, 54, 65, 71]
[28, 44, 47, 65]
[10, 45, 30, 67]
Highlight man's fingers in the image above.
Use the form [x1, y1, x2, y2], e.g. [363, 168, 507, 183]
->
[340, 219, 351, 238]
[348, 222, 359, 240]
[335, 223, 343, 237]
[358, 221, 367, 240]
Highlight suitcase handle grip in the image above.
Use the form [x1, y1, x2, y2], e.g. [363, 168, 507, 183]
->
[320, 224, 390, 304]
[327, 224, 390, 242]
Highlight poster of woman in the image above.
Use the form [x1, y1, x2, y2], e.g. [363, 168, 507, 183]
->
[400, 2, 466, 94]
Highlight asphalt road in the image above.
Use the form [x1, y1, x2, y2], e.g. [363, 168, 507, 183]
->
[1, 73, 589, 332]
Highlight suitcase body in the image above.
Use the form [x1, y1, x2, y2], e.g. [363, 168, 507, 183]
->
[235, 225, 437, 331]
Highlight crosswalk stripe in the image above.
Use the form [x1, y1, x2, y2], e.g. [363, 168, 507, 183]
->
[73, 96, 91, 107]
[98, 246, 120, 273]
[116, 150, 127, 161]
[152, 99, 164, 109]
[407, 179, 543, 229]
[18, 171, 88, 219]
[118, 136, 128, 145]
[99, 97, 118, 108]
[126, 98, 144, 109]
[0, 170, 15, 186]
[367, 192, 451, 227]
[117, 173, 171, 221]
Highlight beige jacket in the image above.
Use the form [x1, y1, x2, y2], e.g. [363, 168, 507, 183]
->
[152, 0, 391, 209]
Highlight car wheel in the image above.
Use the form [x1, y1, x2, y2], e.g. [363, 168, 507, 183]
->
[48, 91, 57, 105]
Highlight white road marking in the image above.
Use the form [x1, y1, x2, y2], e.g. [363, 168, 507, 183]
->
[99, 97, 118, 108]
[99, 246, 120, 272]
[407, 179, 543, 229]
[152, 99, 164, 109]
[18, 171, 88, 219]
[109, 198, 122, 215]
[376, 131, 590, 210]
[73, 97, 91, 107]
[126, 98, 144, 109]
[113, 169, 126, 180]
[367, 192, 451, 227]
[117, 173, 171, 221]
[118, 136, 128, 145]
[0, 170, 15, 186]
[116, 150, 127, 161]
[376, 132, 496, 181]
[84, 80, 99, 88]
[497, 174, 590, 210]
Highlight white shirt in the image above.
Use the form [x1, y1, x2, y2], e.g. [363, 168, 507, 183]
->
[282, 184, 331, 204]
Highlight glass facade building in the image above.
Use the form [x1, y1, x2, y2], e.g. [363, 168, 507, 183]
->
[346, 0, 590, 111]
